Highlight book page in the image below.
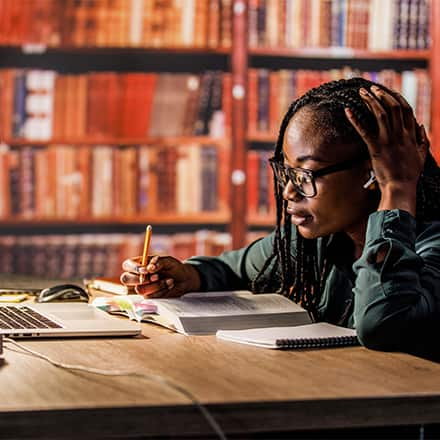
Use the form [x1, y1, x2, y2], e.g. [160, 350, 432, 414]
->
[155, 291, 307, 317]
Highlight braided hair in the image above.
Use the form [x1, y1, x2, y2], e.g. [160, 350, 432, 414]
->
[251, 77, 440, 320]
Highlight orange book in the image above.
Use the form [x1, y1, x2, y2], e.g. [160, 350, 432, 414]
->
[0, 69, 14, 140]
[86, 72, 106, 138]
[194, 0, 208, 47]
[207, 0, 220, 48]
[95, 0, 109, 46]
[105, 73, 122, 138]
[120, 73, 157, 137]
[119, 146, 138, 216]
[217, 146, 230, 213]
[77, 146, 91, 218]
[75, 74, 88, 139]
[220, 0, 232, 48]
[63, 75, 76, 139]
[0, 147, 11, 218]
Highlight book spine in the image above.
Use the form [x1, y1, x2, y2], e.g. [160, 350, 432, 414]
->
[201, 145, 218, 211]
[12, 71, 27, 138]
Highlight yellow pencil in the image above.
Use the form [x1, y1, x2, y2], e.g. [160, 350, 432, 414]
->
[140, 225, 152, 283]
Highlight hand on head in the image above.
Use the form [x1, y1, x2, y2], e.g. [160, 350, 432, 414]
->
[345, 84, 429, 216]
[120, 255, 201, 298]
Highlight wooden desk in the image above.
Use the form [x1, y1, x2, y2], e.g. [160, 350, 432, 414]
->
[1, 321, 440, 439]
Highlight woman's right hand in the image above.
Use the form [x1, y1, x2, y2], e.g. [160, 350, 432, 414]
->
[120, 255, 202, 298]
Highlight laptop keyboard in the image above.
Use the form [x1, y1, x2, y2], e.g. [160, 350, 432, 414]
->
[0, 305, 63, 329]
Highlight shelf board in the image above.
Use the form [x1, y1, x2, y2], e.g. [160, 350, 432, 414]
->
[0, 44, 230, 55]
[0, 213, 231, 227]
[249, 47, 430, 60]
[0, 45, 230, 72]
[3, 136, 229, 147]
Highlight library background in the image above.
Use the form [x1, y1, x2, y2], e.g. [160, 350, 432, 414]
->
[0, 0, 437, 280]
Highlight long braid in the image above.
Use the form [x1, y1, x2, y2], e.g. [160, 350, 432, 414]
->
[252, 77, 440, 321]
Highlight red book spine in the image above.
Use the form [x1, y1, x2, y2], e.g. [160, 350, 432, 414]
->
[247, 150, 260, 218]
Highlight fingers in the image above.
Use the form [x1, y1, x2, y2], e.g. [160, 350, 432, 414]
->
[368, 85, 406, 136]
[345, 107, 374, 147]
[120, 271, 160, 286]
[135, 278, 175, 297]
[359, 87, 391, 148]
[345, 85, 417, 158]
[122, 255, 160, 274]
[388, 90, 416, 133]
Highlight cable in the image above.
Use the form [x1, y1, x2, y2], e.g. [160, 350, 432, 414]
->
[3, 338, 227, 440]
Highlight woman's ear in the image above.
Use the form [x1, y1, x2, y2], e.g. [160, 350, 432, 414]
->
[363, 170, 376, 189]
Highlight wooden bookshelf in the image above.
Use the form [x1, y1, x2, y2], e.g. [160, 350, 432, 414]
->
[249, 48, 430, 60]
[0, 212, 231, 227]
[0, 0, 438, 257]
[4, 137, 229, 147]
[238, 0, 439, 235]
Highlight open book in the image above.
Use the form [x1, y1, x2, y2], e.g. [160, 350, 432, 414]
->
[216, 323, 359, 349]
[92, 291, 312, 335]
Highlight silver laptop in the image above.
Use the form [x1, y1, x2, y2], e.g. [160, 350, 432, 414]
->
[0, 302, 141, 338]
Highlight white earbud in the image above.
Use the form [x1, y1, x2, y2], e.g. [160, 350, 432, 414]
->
[363, 170, 376, 189]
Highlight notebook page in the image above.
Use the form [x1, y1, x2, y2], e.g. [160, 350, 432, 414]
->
[216, 323, 357, 348]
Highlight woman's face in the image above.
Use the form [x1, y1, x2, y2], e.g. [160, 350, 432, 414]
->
[281, 107, 376, 240]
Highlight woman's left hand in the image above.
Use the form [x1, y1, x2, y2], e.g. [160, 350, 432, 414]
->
[345, 85, 429, 216]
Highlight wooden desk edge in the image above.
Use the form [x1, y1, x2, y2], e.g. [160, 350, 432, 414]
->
[2, 395, 440, 439]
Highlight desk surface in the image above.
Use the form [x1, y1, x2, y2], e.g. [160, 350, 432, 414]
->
[1, 318, 440, 439]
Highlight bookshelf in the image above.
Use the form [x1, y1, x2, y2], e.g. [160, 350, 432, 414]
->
[0, 0, 237, 277]
[0, 0, 438, 275]
[234, 0, 439, 245]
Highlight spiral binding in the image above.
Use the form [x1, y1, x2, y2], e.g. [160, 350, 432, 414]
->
[276, 335, 359, 349]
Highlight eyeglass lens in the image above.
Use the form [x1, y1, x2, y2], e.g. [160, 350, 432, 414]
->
[273, 163, 315, 197]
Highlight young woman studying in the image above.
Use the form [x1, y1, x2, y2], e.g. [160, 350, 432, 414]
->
[121, 77, 440, 358]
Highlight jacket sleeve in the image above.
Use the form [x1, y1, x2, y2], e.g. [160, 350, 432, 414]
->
[353, 209, 440, 355]
[185, 231, 277, 291]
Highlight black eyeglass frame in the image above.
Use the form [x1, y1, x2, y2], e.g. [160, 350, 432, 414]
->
[269, 153, 370, 198]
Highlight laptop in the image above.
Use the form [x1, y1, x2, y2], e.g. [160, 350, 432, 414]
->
[0, 302, 141, 338]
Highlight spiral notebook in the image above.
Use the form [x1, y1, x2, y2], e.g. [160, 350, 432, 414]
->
[216, 322, 359, 349]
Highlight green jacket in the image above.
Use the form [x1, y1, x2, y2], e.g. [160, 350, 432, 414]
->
[187, 210, 440, 356]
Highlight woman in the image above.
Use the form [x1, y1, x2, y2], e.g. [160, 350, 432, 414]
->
[121, 77, 440, 357]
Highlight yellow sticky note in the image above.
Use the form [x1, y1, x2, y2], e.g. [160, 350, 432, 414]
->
[0, 294, 28, 302]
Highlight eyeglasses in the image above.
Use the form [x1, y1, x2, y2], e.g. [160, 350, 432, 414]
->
[269, 153, 369, 198]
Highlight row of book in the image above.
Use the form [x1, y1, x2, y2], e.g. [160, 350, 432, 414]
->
[248, 67, 431, 136]
[0, 229, 237, 279]
[0, 143, 230, 220]
[249, 0, 430, 51]
[0, 69, 231, 141]
[0, 0, 232, 48]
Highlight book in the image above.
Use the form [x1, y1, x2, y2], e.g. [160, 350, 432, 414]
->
[88, 277, 135, 296]
[91, 290, 312, 335]
[216, 322, 359, 349]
